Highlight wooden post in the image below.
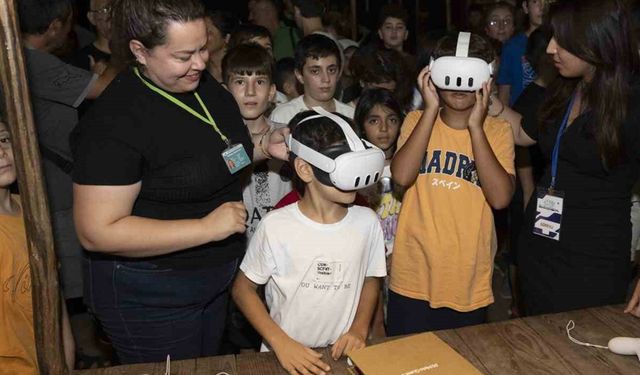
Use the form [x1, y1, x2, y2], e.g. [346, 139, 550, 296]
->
[351, 0, 357, 41]
[0, 1, 67, 374]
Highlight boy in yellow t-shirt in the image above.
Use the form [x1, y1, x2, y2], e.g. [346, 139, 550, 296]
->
[388, 33, 515, 335]
[0, 118, 75, 373]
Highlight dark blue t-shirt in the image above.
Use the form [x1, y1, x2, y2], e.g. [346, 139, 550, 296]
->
[497, 33, 537, 106]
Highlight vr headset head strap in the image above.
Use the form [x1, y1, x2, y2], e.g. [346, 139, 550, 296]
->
[287, 136, 336, 173]
[455, 32, 471, 58]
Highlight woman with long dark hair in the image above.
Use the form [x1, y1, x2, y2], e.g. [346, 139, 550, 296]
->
[507, 0, 640, 315]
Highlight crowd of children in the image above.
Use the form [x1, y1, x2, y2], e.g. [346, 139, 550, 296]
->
[4, 0, 640, 373]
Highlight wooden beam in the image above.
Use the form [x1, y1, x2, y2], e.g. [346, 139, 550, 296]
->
[351, 0, 357, 40]
[0, 1, 67, 374]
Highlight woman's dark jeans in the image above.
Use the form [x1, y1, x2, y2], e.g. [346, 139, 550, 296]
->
[83, 255, 238, 364]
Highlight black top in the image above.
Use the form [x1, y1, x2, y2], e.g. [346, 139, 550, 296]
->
[517, 81, 640, 313]
[72, 69, 252, 268]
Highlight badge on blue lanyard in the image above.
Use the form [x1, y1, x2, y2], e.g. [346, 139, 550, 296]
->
[134, 68, 251, 174]
[533, 93, 576, 241]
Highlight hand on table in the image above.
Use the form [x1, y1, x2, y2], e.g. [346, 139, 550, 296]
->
[272, 336, 331, 375]
[331, 330, 366, 360]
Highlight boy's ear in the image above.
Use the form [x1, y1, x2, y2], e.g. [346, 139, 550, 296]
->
[294, 157, 314, 183]
[269, 83, 276, 102]
[522, 0, 529, 14]
[294, 68, 305, 85]
[403, 29, 409, 41]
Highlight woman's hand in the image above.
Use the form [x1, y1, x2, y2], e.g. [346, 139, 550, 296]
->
[267, 127, 290, 161]
[468, 79, 493, 131]
[201, 201, 246, 241]
[417, 66, 439, 114]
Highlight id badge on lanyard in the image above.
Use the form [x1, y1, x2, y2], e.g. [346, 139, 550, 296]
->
[533, 93, 576, 241]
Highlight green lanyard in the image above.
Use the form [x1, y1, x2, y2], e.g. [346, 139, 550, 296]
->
[134, 67, 230, 146]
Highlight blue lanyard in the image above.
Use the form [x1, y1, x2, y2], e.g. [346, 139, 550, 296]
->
[550, 93, 577, 190]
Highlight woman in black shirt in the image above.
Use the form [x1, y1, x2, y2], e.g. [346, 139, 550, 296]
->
[72, 0, 287, 363]
[506, 0, 640, 315]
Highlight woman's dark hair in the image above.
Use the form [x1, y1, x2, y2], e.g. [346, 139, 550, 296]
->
[288, 110, 350, 194]
[227, 24, 273, 51]
[110, 0, 205, 65]
[540, 0, 640, 167]
[222, 44, 274, 84]
[353, 88, 404, 139]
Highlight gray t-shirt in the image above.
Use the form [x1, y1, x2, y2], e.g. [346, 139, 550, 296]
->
[24, 48, 95, 211]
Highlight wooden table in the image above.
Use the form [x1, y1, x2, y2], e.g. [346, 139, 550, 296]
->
[77, 305, 640, 375]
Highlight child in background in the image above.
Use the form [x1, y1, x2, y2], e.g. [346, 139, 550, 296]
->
[0, 118, 75, 373]
[355, 89, 404, 257]
[354, 88, 405, 337]
[232, 110, 386, 374]
[274, 58, 302, 103]
[227, 23, 274, 54]
[496, 0, 545, 105]
[270, 33, 354, 125]
[389, 33, 515, 334]
[222, 44, 292, 238]
[484, 2, 516, 45]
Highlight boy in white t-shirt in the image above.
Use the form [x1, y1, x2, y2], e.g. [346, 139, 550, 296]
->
[222, 44, 292, 238]
[270, 33, 355, 125]
[232, 110, 386, 375]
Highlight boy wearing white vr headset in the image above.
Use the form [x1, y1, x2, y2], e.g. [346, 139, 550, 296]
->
[388, 32, 515, 334]
[233, 109, 386, 375]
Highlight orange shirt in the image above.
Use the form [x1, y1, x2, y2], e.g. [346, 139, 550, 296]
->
[389, 111, 515, 312]
[0, 198, 37, 375]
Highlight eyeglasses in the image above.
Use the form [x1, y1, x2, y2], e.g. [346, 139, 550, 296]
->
[89, 6, 111, 17]
[488, 19, 513, 27]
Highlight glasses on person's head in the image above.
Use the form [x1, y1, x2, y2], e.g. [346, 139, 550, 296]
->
[89, 5, 111, 17]
[488, 19, 513, 28]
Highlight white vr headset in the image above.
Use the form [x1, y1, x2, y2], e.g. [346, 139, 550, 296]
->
[429, 32, 493, 92]
[286, 107, 385, 191]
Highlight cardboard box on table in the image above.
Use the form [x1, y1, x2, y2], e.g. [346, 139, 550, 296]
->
[348, 332, 483, 375]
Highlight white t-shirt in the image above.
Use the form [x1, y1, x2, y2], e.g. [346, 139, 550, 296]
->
[269, 95, 355, 125]
[242, 120, 293, 239]
[240, 203, 387, 350]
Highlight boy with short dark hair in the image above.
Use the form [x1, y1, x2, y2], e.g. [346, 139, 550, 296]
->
[377, 3, 409, 53]
[222, 44, 292, 238]
[232, 110, 386, 375]
[389, 33, 515, 334]
[228, 23, 274, 54]
[270, 33, 354, 125]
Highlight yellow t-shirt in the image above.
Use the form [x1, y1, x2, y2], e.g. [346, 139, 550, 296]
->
[389, 111, 515, 312]
[0, 197, 38, 375]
